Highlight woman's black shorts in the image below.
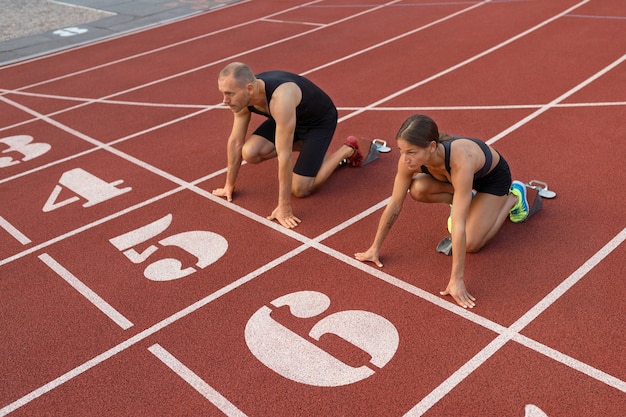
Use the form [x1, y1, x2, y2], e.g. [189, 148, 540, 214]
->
[474, 154, 512, 196]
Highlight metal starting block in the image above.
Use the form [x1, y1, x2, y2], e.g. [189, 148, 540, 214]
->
[524, 179, 556, 220]
[373, 139, 391, 153]
[436, 236, 453, 256]
[527, 180, 557, 199]
[357, 137, 381, 166]
[525, 184, 542, 219]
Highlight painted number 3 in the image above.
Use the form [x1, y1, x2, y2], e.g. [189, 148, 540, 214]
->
[109, 214, 228, 281]
[0, 135, 51, 168]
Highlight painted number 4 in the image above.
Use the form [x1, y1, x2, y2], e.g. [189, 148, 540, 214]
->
[43, 168, 132, 212]
[109, 214, 228, 281]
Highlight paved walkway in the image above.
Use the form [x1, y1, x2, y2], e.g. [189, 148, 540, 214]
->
[0, 0, 239, 65]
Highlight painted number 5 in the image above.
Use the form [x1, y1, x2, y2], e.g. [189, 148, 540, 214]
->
[109, 214, 228, 281]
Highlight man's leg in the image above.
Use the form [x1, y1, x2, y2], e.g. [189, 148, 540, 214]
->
[291, 143, 356, 197]
[242, 134, 277, 163]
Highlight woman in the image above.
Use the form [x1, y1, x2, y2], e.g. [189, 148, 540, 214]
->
[355, 114, 529, 308]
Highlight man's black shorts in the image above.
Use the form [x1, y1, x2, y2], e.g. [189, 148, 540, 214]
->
[252, 107, 338, 177]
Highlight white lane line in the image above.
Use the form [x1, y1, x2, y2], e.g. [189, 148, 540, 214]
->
[1, 89, 623, 120]
[0, 1, 622, 414]
[0, 0, 435, 133]
[302, 0, 491, 77]
[38, 253, 134, 330]
[403, 228, 626, 415]
[0, 88, 214, 109]
[566, 13, 626, 21]
[0, 216, 31, 245]
[404, 335, 510, 416]
[508, 227, 626, 333]
[148, 344, 248, 417]
[0, 105, 216, 185]
[0, 245, 308, 416]
[336, 101, 626, 111]
[339, 0, 592, 123]
[513, 333, 626, 393]
[487, 53, 626, 145]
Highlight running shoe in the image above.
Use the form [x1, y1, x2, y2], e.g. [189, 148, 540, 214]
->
[509, 180, 529, 222]
[339, 135, 363, 167]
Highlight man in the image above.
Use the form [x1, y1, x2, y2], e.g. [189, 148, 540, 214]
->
[213, 62, 364, 228]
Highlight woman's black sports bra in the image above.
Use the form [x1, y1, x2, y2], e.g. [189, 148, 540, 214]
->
[420, 137, 493, 180]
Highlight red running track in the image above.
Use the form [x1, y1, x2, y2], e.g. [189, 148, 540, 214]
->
[1, 0, 625, 415]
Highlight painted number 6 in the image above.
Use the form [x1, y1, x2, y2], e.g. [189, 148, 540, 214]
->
[245, 291, 399, 386]
[109, 214, 228, 281]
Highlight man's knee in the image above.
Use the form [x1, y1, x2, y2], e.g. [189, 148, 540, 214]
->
[241, 147, 263, 164]
[242, 135, 275, 164]
[292, 184, 313, 198]
[292, 176, 315, 198]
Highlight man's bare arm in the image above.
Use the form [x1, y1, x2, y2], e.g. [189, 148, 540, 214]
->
[212, 109, 251, 201]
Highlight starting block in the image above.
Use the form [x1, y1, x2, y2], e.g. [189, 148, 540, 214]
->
[343, 138, 391, 167]
[436, 180, 556, 256]
[525, 184, 542, 219]
[436, 236, 453, 256]
[527, 180, 557, 199]
[524, 179, 556, 220]
[373, 139, 391, 153]
[357, 137, 381, 166]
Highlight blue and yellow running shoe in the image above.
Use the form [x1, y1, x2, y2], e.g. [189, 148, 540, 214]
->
[509, 180, 529, 222]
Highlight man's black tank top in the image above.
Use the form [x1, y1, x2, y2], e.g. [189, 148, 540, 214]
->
[248, 71, 335, 126]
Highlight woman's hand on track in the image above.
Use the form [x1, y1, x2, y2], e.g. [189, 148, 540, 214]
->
[212, 186, 234, 202]
[355, 249, 383, 267]
[440, 280, 476, 309]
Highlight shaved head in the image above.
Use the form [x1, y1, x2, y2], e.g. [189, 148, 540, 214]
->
[219, 62, 255, 86]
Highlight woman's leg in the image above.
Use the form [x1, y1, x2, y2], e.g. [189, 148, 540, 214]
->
[408, 174, 455, 204]
[465, 192, 517, 252]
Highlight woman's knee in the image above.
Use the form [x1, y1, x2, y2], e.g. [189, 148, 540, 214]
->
[465, 231, 490, 253]
[465, 239, 484, 253]
[408, 180, 430, 201]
